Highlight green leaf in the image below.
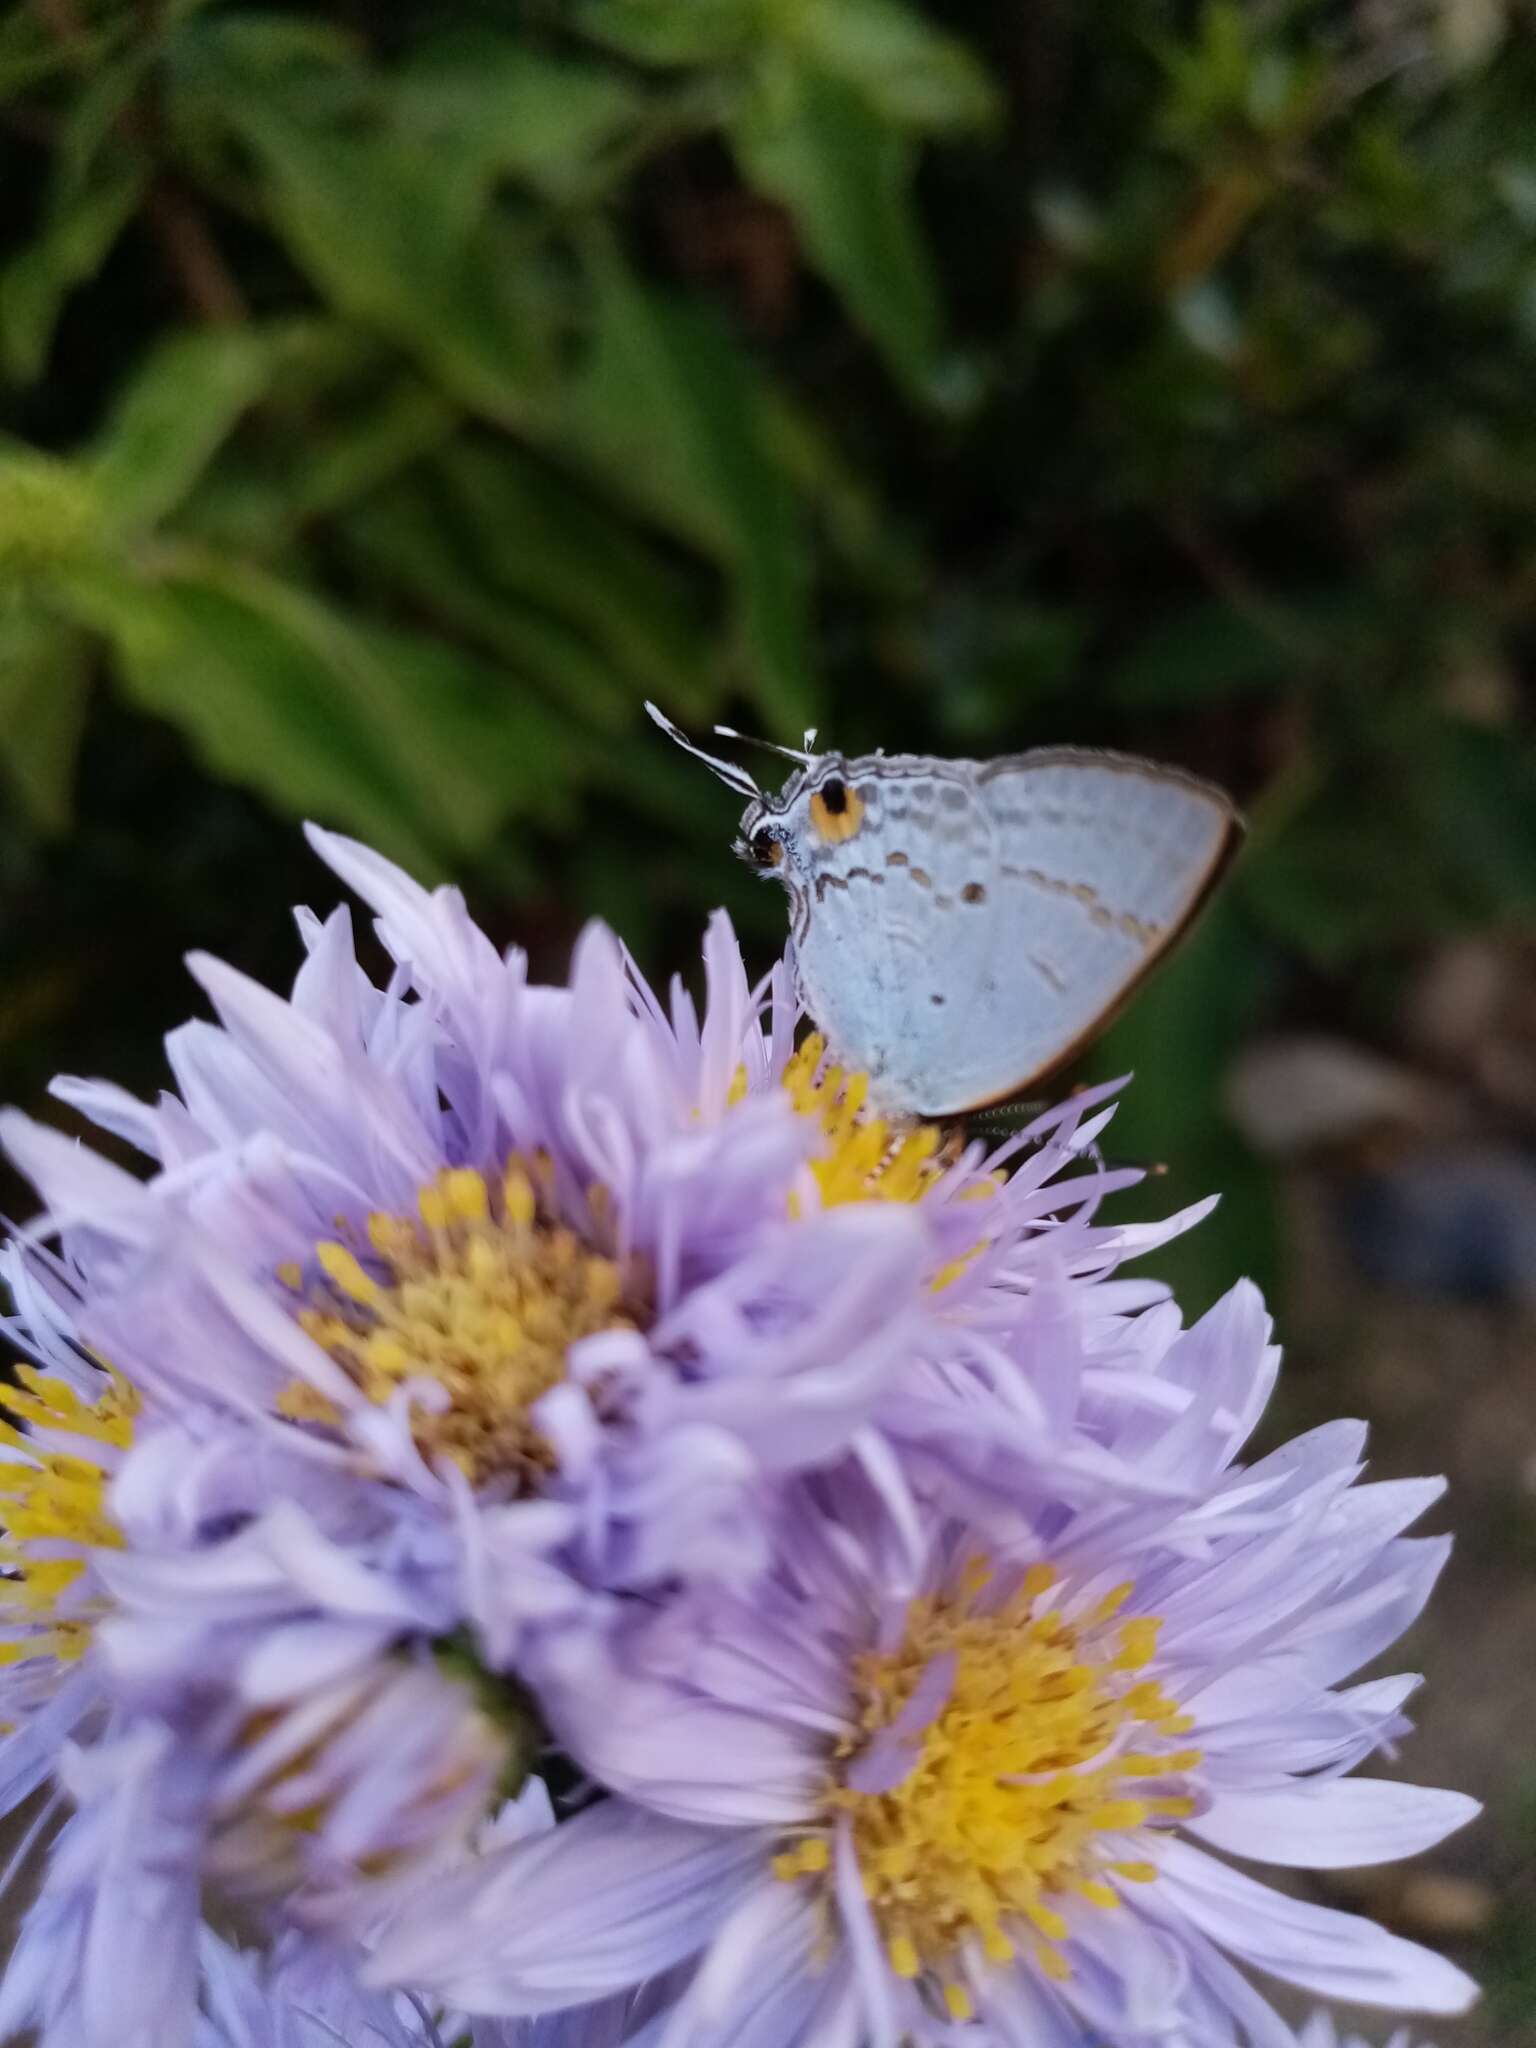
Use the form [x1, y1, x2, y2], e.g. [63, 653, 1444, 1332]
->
[734, 54, 941, 396]
[390, 36, 644, 200]
[0, 608, 92, 833]
[59, 558, 438, 870]
[214, 96, 556, 425]
[563, 240, 818, 733]
[342, 480, 646, 730]
[0, 158, 146, 385]
[434, 443, 718, 716]
[59, 554, 570, 871]
[0, 9, 91, 98]
[577, 0, 754, 66]
[782, 0, 998, 134]
[55, 47, 154, 199]
[343, 620, 583, 852]
[580, 0, 998, 132]
[89, 328, 281, 536]
[288, 382, 456, 522]
[0, 450, 101, 585]
[171, 13, 362, 82]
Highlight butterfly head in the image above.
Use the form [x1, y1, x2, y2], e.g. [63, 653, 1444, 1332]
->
[644, 702, 865, 886]
[736, 762, 865, 881]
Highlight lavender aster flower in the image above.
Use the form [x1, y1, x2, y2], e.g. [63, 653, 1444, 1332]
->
[0, 829, 944, 1652]
[374, 1279, 1478, 2048]
[0, 827, 1445, 2048]
[0, 833, 922, 2043]
[0, 824, 1211, 1695]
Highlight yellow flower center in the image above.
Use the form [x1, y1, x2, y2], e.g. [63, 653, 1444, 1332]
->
[279, 1158, 646, 1486]
[774, 1562, 1199, 2020]
[0, 1365, 136, 1667]
[780, 1034, 950, 1209]
[774, 1034, 996, 1289]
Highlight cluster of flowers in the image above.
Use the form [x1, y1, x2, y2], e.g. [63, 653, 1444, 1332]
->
[0, 828, 1479, 2048]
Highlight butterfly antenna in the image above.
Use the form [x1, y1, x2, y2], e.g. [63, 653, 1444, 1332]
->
[644, 702, 762, 798]
[711, 722, 819, 768]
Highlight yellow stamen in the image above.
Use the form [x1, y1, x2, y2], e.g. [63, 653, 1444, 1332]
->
[772, 1561, 1201, 1997]
[0, 1365, 135, 1663]
[777, 1035, 1005, 1289]
[1113, 1619, 1161, 1669]
[1074, 1879, 1121, 1909]
[316, 1243, 383, 1308]
[444, 1169, 490, 1225]
[780, 1033, 983, 1235]
[280, 1156, 647, 1485]
[1091, 1582, 1134, 1624]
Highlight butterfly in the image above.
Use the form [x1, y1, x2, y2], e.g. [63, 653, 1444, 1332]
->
[647, 704, 1243, 1118]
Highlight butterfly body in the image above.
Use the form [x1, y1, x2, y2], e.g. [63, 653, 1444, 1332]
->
[646, 707, 1243, 1118]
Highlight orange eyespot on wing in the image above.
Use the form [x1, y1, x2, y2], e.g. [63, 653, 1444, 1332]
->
[809, 781, 865, 845]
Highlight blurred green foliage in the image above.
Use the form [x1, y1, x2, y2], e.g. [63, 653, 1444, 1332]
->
[4, 0, 1536, 1317]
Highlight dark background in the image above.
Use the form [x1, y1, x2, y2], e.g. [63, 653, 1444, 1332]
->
[1, 2, 1534, 2034]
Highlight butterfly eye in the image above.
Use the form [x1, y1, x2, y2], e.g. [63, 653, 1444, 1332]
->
[749, 829, 783, 869]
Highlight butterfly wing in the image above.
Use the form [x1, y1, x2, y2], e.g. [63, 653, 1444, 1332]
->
[955, 747, 1241, 1106]
[787, 761, 1004, 1115]
[792, 750, 1239, 1117]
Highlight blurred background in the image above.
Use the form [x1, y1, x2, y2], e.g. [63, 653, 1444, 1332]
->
[1, 0, 1534, 2036]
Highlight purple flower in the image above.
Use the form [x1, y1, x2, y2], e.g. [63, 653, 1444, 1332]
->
[0, 1720, 205, 2048]
[371, 1280, 1478, 2047]
[0, 833, 944, 2043]
[0, 826, 1473, 2048]
[0, 826, 1209, 1695]
[0, 1652, 537, 2048]
[0, 832, 948, 1654]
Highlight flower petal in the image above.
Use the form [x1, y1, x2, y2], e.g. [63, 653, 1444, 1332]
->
[368, 1802, 764, 2016]
[1157, 1839, 1479, 2014]
[1189, 1779, 1479, 1869]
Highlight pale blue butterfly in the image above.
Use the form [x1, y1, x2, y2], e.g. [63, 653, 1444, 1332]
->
[647, 704, 1243, 1118]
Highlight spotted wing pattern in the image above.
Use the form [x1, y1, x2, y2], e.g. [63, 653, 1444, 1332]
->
[791, 750, 1239, 1116]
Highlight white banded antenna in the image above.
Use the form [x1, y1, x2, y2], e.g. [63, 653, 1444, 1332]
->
[712, 723, 819, 767]
[644, 702, 761, 799]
